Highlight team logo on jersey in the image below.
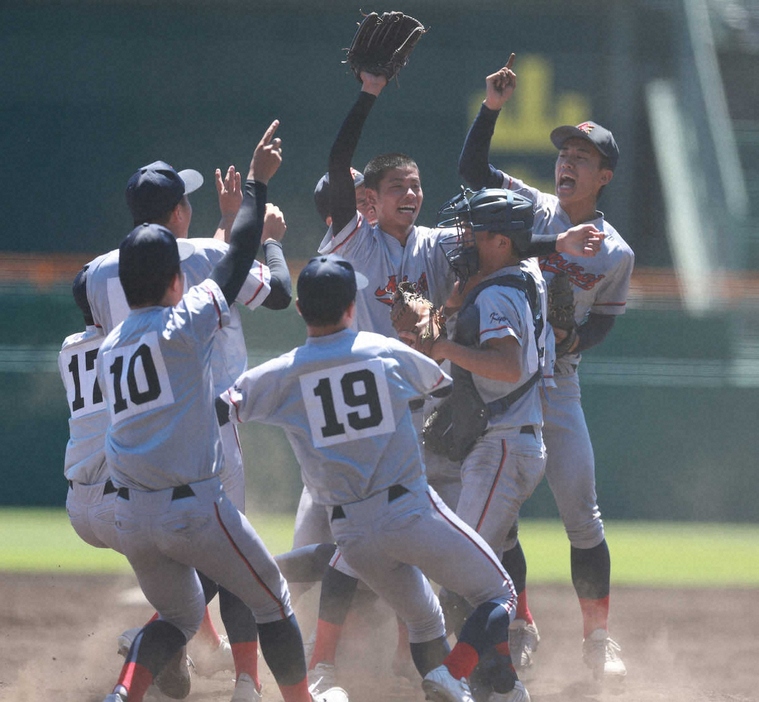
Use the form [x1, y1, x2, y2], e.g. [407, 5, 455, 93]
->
[540, 253, 605, 291]
[374, 272, 430, 306]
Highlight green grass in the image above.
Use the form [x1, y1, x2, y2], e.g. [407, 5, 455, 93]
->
[2, 508, 758, 587]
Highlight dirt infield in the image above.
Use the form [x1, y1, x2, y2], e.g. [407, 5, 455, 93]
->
[1, 571, 757, 702]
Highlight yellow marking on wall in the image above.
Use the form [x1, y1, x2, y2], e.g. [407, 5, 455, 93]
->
[469, 55, 591, 154]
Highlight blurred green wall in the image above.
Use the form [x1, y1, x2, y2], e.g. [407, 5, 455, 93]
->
[3, 0, 757, 522]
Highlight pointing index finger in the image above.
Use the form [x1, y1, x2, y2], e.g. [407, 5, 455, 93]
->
[505, 53, 516, 70]
[261, 119, 280, 145]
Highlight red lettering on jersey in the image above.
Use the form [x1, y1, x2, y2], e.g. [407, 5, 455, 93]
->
[539, 253, 606, 291]
[374, 272, 430, 306]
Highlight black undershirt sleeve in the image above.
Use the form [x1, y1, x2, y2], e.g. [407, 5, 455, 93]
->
[458, 103, 506, 191]
[260, 240, 292, 310]
[576, 313, 615, 353]
[329, 91, 377, 235]
[459, 104, 562, 258]
[210, 180, 266, 305]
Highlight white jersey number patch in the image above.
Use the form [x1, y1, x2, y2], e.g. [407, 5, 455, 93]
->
[101, 331, 175, 424]
[299, 359, 396, 448]
[62, 338, 105, 418]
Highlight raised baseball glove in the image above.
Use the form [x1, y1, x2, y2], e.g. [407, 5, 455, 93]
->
[390, 282, 447, 357]
[345, 11, 427, 83]
[547, 272, 578, 357]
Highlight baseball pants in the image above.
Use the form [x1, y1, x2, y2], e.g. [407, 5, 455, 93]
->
[114, 476, 292, 642]
[541, 371, 605, 549]
[457, 426, 546, 556]
[328, 478, 516, 644]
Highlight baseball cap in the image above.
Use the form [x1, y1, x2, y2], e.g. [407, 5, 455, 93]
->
[126, 160, 204, 223]
[119, 223, 181, 307]
[550, 121, 619, 171]
[297, 254, 368, 323]
[313, 168, 365, 222]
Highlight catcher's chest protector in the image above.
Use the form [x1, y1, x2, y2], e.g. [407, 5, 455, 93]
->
[454, 273, 543, 348]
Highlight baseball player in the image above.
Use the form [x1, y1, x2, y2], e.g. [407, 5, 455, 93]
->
[220, 253, 530, 702]
[96, 121, 333, 702]
[304, 68, 605, 688]
[83, 146, 291, 698]
[427, 188, 549, 702]
[458, 55, 634, 681]
[289, 167, 377, 587]
[59, 267, 115, 550]
[60, 266, 247, 700]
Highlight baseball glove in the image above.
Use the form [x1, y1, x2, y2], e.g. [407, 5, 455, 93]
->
[345, 11, 427, 83]
[547, 272, 578, 357]
[390, 282, 447, 357]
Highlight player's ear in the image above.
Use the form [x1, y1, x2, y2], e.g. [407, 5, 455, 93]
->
[600, 169, 613, 186]
[295, 298, 303, 318]
[364, 187, 378, 207]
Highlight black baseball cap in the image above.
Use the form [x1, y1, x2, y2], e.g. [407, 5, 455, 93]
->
[126, 160, 204, 223]
[297, 254, 368, 324]
[550, 121, 619, 171]
[119, 223, 181, 307]
[313, 168, 365, 222]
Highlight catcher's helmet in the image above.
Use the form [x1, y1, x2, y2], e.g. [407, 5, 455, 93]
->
[437, 188, 535, 282]
[437, 188, 534, 248]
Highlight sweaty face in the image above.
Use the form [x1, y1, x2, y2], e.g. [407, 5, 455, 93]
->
[371, 166, 423, 233]
[554, 138, 611, 208]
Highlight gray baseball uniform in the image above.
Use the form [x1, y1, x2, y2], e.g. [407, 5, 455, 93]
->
[86, 237, 272, 510]
[223, 328, 516, 643]
[318, 216, 456, 335]
[59, 324, 120, 551]
[454, 261, 548, 556]
[498, 174, 634, 550]
[97, 278, 291, 640]
[291, 217, 460, 567]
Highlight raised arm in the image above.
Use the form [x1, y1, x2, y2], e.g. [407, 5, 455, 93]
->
[210, 120, 282, 305]
[328, 72, 386, 234]
[260, 204, 292, 310]
[213, 165, 243, 242]
[458, 55, 517, 190]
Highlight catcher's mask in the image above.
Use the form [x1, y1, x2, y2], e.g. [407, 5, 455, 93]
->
[437, 188, 535, 281]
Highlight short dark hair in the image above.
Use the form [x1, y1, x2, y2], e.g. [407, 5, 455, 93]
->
[119, 224, 181, 308]
[363, 153, 419, 191]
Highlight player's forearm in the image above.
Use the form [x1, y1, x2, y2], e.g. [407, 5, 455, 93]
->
[575, 313, 615, 353]
[329, 91, 377, 233]
[260, 240, 292, 310]
[516, 233, 560, 258]
[211, 180, 267, 305]
[458, 104, 504, 190]
[432, 338, 522, 383]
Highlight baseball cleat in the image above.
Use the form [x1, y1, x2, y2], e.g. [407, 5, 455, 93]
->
[508, 619, 540, 672]
[154, 645, 192, 699]
[103, 694, 127, 702]
[582, 629, 627, 681]
[191, 635, 234, 677]
[422, 664, 474, 702]
[230, 672, 262, 702]
[311, 686, 350, 702]
[117, 626, 142, 657]
[307, 662, 338, 694]
[487, 681, 531, 702]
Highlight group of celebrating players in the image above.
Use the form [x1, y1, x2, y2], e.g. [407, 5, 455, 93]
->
[59, 38, 633, 702]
